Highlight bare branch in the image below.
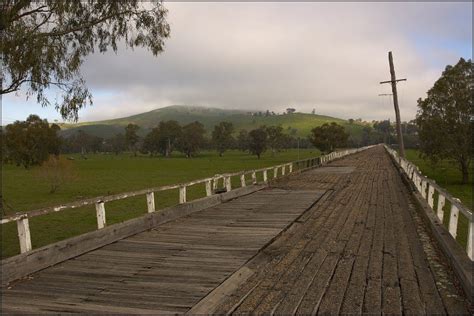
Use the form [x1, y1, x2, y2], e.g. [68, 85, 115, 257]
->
[39, 10, 135, 38]
[10, 5, 49, 22]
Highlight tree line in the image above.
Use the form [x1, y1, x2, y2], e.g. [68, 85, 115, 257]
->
[2, 117, 351, 169]
[347, 119, 419, 149]
[66, 121, 319, 159]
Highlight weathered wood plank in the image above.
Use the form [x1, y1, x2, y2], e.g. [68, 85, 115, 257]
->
[1, 188, 323, 314]
[1, 184, 265, 286]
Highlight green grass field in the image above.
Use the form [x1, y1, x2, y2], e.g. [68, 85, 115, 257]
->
[1, 149, 320, 258]
[405, 149, 472, 248]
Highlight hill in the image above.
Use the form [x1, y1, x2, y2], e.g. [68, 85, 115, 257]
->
[59, 105, 364, 139]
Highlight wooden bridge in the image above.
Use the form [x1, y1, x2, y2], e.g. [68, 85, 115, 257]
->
[1, 146, 472, 314]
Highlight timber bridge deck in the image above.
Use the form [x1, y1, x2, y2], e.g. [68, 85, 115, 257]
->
[1, 146, 472, 314]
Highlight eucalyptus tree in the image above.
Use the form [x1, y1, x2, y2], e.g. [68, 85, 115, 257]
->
[1, 1, 170, 121]
[416, 58, 473, 184]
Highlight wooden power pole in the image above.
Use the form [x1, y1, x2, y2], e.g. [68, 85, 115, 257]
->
[380, 51, 406, 157]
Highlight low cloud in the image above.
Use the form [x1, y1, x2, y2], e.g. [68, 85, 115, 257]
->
[3, 2, 472, 123]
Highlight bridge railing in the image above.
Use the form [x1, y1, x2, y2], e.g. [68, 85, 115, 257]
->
[384, 145, 473, 261]
[2, 146, 373, 255]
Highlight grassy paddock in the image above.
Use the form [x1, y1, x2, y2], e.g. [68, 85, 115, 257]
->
[1, 149, 319, 258]
[405, 149, 472, 248]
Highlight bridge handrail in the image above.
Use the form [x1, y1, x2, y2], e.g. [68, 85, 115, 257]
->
[3, 146, 374, 254]
[384, 145, 473, 261]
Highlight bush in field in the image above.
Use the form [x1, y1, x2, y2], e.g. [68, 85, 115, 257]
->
[248, 127, 268, 159]
[36, 156, 77, 193]
[125, 124, 140, 156]
[265, 125, 286, 156]
[212, 121, 234, 156]
[178, 121, 206, 158]
[309, 123, 348, 154]
[3, 115, 61, 168]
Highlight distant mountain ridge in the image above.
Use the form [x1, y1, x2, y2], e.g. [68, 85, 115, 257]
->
[59, 105, 362, 138]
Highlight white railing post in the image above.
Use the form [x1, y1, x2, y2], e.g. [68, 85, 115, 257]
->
[225, 176, 232, 191]
[274, 167, 278, 179]
[252, 171, 257, 184]
[448, 204, 459, 239]
[263, 169, 268, 183]
[240, 174, 246, 187]
[213, 177, 218, 191]
[205, 180, 213, 196]
[95, 201, 106, 229]
[179, 186, 187, 204]
[421, 180, 427, 199]
[281, 165, 286, 176]
[146, 192, 155, 213]
[437, 194, 445, 222]
[289, 163, 293, 173]
[427, 185, 434, 208]
[17, 217, 32, 253]
[467, 220, 473, 260]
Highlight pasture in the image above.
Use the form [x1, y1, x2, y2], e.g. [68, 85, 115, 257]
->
[405, 149, 473, 248]
[1, 149, 319, 258]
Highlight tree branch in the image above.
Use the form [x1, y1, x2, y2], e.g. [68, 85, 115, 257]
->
[38, 10, 136, 38]
[11, 5, 48, 22]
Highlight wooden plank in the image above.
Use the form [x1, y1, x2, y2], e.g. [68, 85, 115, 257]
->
[187, 267, 255, 314]
[2, 188, 322, 314]
[1, 185, 266, 286]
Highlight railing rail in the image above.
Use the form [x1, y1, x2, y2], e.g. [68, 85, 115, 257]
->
[3, 146, 374, 254]
[384, 145, 473, 261]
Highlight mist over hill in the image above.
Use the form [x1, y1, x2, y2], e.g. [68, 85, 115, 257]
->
[59, 105, 363, 139]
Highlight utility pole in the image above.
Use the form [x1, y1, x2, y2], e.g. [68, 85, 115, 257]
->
[378, 94, 393, 145]
[380, 51, 406, 157]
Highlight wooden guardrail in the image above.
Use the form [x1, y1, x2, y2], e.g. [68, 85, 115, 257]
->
[385, 145, 473, 261]
[2, 146, 373, 255]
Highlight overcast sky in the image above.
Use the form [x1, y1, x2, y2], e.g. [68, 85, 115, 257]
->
[2, 1, 472, 124]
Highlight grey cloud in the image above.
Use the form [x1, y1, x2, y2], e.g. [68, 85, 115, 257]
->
[76, 2, 471, 122]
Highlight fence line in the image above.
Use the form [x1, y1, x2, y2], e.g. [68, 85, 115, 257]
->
[384, 145, 473, 260]
[2, 146, 374, 255]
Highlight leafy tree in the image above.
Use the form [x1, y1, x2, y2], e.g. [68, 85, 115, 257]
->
[178, 121, 206, 158]
[142, 127, 161, 156]
[286, 108, 296, 114]
[248, 127, 268, 159]
[361, 126, 374, 146]
[35, 155, 77, 193]
[156, 120, 182, 157]
[309, 122, 348, 153]
[237, 129, 250, 152]
[212, 121, 234, 156]
[109, 133, 126, 155]
[60, 130, 103, 155]
[373, 120, 394, 144]
[3, 114, 61, 168]
[76, 130, 90, 156]
[416, 58, 473, 184]
[125, 123, 140, 156]
[265, 125, 285, 156]
[0, 128, 6, 163]
[401, 120, 419, 149]
[1, 1, 170, 121]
